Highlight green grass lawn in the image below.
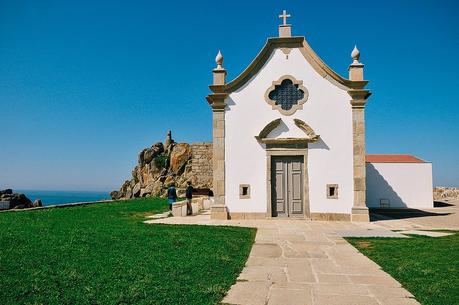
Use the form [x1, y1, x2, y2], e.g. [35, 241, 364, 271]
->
[347, 232, 459, 305]
[0, 198, 256, 305]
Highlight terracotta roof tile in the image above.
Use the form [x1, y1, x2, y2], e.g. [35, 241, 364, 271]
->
[365, 154, 427, 163]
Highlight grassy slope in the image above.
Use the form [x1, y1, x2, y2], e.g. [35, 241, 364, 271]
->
[0, 198, 256, 305]
[347, 232, 459, 305]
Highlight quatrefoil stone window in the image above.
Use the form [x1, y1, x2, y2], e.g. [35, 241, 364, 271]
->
[264, 75, 309, 115]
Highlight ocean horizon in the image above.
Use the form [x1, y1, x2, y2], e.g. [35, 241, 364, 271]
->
[17, 190, 110, 206]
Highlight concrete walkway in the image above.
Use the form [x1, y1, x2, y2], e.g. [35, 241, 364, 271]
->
[146, 214, 420, 305]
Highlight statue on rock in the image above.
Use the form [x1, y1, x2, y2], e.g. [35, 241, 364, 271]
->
[165, 130, 173, 149]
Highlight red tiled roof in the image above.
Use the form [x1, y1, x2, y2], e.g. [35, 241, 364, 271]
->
[365, 154, 427, 163]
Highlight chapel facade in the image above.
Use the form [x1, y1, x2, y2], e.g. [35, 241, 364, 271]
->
[206, 11, 372, 221]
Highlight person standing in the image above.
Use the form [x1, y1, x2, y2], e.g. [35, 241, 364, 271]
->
[167, 183, 177, 211]
[185, 181, 194, 215]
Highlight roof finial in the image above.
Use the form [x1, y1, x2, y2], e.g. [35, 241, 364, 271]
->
[215, 50, 224, 70]
[351, 45, 360, 64]
[212, 50, 226, 85]
[279, 10, 291, 26]
[349, 45, 364, 80]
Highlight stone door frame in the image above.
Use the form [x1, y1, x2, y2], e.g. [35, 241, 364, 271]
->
[266, 144, 310, 219]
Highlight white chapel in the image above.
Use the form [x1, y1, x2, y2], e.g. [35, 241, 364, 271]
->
[205, 11, 433, 222]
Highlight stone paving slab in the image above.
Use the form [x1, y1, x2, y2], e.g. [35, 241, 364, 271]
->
[336, 229, 408, 238]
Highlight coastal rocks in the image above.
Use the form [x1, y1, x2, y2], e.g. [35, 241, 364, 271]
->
[434, 187, 459, 200]
[110, 131, 213, 200]
[1, 189, 13, 195]
[0, 190, 35, 209]
[33, 199, 43, 207]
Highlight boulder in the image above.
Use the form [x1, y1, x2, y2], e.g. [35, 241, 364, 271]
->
[164, 175, 174, 186]
[144, 142, 164, 164]
[169, 143, 192, 174]
[139, 164, 156, 185]
[32, 199, 43, 207]
[138, 148, 147, 166]
[6, 192, 33, 209]
[132, 166, 140, 183]
[151, 184, 163, 197]
[1, 194, 13, 200]
[129, 179, 136, 188]
[0, 189, 12, 195]
[109, 190, 121, 200]
[132, 183, 141, 198]
[140, 183, 155, 197]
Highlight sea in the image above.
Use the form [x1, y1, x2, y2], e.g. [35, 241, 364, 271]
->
[17, 190, 110, 206]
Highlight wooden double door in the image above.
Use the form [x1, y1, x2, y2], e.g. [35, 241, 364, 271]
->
[271, 156, 304, 217]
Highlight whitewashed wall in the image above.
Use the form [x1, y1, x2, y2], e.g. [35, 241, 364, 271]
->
[366, 162, 433, 209]
[225, 48, 354, 215]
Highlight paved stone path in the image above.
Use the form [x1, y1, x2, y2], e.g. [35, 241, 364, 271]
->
[146, 214, 421, 305]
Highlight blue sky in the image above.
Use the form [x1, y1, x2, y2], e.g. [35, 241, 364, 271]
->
[0, 0, 458, 191]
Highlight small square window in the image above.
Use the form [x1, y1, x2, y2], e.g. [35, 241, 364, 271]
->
[242, 186, 248, 196]
[326, 184, 338, 199]
[239, 184, 250, 199]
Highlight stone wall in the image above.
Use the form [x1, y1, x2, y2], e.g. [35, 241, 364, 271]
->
[434, 187, 459, 201]
[191, 142, 213, 187]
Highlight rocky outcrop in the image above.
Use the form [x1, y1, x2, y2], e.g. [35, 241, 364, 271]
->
[0, 189, 39, 209]
[110, 131, 212, 200]
[434, 187, 459, 201]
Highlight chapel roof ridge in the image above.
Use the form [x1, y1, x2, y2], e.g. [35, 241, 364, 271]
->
[220, 35, 369, 93]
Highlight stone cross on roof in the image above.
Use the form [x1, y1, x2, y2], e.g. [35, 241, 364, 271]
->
[279, 10, 291, 25]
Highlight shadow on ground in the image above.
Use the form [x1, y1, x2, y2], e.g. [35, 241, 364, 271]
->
[434, 200, 455, 207]
[370, 207, 451, 221]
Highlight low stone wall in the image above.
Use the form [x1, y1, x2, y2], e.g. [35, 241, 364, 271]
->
[434, 187, 459, 200]
[171, 196, 211, 217]
[191, 142, 213, 187]
[0, 199, 114, 212]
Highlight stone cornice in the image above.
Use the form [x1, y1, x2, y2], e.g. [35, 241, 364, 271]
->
[259, 138, 316, 145]
[298, 40, 368, 90]
[206, 92, 228, 111]
[348, 89, 372, 108]
[209, 84, 226, 94]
